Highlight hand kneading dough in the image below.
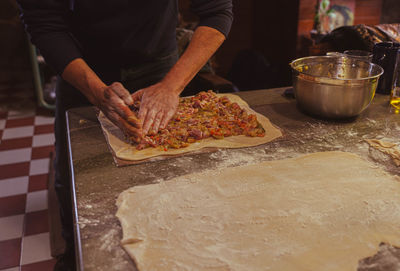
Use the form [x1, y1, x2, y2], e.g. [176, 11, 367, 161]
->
[116, 151, 400, 271]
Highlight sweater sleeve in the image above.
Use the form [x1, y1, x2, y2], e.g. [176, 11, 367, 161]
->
[17, 0, 82, 74]
[190, 0, 233, 38]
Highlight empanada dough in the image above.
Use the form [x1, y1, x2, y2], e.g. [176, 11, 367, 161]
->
[98, 94, 282, 161]
[116, 152, 400, 270]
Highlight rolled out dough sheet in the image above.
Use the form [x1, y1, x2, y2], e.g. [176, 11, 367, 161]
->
[116, 151, 400, 270]
[98, 94, 282, 162]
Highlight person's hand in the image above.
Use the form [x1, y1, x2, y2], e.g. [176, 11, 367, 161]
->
[95, 82, 142, 142]
[131, 82, 179, 135]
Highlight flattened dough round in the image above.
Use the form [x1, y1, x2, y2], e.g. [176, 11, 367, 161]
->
[116, 151, 400, 270]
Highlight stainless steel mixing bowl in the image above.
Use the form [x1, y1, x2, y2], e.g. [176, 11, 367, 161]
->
[290, 56, 384, 118]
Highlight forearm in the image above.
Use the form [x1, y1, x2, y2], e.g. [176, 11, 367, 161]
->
[161, 26, 226, 95]
[61, 58, 106, 105]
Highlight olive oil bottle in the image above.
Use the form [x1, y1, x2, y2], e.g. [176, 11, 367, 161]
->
[390, 87, 400, 112]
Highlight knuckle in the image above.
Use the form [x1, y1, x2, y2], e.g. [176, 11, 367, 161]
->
[124, 94, 133, 102]
[116, 99, 125, 107]
[111, 82, 123, 89]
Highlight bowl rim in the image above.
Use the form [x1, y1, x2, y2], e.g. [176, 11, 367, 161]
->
[290, 55, 384, 82]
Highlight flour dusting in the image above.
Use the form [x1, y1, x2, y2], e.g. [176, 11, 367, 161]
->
[100, 229, 119, 252]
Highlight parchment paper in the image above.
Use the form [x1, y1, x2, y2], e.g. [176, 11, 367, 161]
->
[98, 94, 282, 164]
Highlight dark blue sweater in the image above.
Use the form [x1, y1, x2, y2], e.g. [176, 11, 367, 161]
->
[17, 0, 233, 74]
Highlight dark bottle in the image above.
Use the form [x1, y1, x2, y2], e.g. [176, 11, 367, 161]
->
[372, 42, 400, 95]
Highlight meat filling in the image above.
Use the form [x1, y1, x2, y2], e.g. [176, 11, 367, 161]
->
[129, 90, 265, 150]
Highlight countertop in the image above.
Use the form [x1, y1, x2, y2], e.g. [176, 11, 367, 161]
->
[66, 87, 400, 271]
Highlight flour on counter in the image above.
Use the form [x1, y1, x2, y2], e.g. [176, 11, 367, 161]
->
[78, 216, 100, 229]
[100, 229, 119, 252]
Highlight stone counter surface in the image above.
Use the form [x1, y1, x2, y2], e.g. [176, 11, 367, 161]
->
[66, 87, 400, 271]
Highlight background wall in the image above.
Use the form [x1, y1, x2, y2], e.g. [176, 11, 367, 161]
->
[381, 0, 400, 23]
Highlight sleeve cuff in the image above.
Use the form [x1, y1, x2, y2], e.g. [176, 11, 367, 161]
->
[197, 12, 233, 38]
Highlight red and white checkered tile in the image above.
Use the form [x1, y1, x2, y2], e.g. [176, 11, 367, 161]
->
[0, 108, 56, 271]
